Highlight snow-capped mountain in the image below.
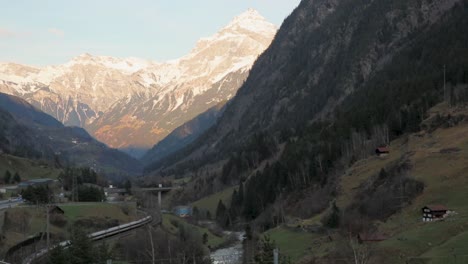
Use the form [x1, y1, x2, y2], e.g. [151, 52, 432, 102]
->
[0, 9, 276, 153]
[0, 55, 153, 127]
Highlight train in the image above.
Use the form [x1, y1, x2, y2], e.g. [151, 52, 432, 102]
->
[23, 214, 152, 264]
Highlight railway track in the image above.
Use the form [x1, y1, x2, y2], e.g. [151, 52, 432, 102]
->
[22, 214, 153, 264]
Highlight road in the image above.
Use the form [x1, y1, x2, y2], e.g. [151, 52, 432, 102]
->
[0, 199, 23, 210]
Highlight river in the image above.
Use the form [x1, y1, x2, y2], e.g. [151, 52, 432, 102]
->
[211, 232, 244, 264]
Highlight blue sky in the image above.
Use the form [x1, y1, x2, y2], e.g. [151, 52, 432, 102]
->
[0, 0, 301, 66]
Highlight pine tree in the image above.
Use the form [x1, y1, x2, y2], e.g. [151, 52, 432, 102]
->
[124, 179, 132, 194]
[3, 170, 11, 184]
[13, 172, 21, 183]
[255, 235, 291, 264]
[323, 201, 340, 228]
[94, 242, 112, 263]
[193, 206, 200, 220]
[68, 227, 95, 264]
[238, 182, 244, 205]
[216, 199, 228, 227]
[47, 245, 67, 264]
[216, 199, 226, 219]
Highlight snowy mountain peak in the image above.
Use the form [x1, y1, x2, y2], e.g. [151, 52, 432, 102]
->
[223, 8, 277, 35]
[235, 8, 264, 21]
[0, 10, 277, 150]
[67, 53, 152, 74]
[195, 9, 276, 49]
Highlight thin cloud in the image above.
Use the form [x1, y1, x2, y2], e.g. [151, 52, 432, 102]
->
[48, 28, 64, 37]
[0, 28, 17, 38]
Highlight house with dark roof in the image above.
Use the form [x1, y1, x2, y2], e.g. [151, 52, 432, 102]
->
[375, 146, 390, 156]
[48, 205, 65, 215]
[422, 205, 448, 222]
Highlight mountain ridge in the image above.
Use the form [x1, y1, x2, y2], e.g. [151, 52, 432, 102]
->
[0, 9, 276, 152]
[143, 0, 467, 206]
[0, 92, 142, 177]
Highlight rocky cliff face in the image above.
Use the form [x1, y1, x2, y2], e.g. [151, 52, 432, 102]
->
[88, 9, 276, 150]
[0, 9, 276, 152]
[141, 102, 226, 166]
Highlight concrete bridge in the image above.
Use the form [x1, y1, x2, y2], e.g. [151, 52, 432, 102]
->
[105, 185, 181, 207]
[105, 186, 179, 194]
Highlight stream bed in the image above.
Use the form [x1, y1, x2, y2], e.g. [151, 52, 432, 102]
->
[211, 232, 244, 264]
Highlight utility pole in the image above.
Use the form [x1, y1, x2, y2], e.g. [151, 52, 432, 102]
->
[72, 172, 78, 202]
[274, 248, 279, 264]
[444, 64, 447, 104]
[158, 184, 162, 209]
[46, 205, 50, 250]
[148, 226, 155, 264]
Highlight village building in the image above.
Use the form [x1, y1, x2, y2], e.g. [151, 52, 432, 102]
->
[48, 205, 65, 215]
[422, 205, 448, 222]
[375, 146, 390, 156]
[173, 206, 192, 218]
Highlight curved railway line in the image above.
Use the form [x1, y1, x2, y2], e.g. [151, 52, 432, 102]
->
[22, 214, 154, 264]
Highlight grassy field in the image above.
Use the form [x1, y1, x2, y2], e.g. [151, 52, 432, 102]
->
[0, 202, 136, 256]
[60, 202, 136, 222]
[162, 214, 226, 248]
[260, 104, 468, 263]
[371, 112, 468, 263]
[191, 186, 237, 216]
[264, 227, 321, 263]
[0, 206, 62, 255]
[0, 154, 62, 181]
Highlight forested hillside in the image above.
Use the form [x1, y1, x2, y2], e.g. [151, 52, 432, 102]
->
[146, 0, 468, 221]
[0, 93, 142, 176]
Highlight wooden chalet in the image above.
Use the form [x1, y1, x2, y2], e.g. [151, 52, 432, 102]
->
[422, 205, 448, 222]
[375, 146, 390, 156]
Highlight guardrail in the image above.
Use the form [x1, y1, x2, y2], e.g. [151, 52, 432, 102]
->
[23, 214, 153, 264]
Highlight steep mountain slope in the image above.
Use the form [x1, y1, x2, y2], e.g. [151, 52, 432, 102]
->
[144, 0, 468, 229]
[146, 0, 463, 173]
[87, 9, 277, 150]
[150, 1, 468, 261]
[141, 101, 226, 166]
[0, 92, 142, 176]
[0, 9, 276, 152]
